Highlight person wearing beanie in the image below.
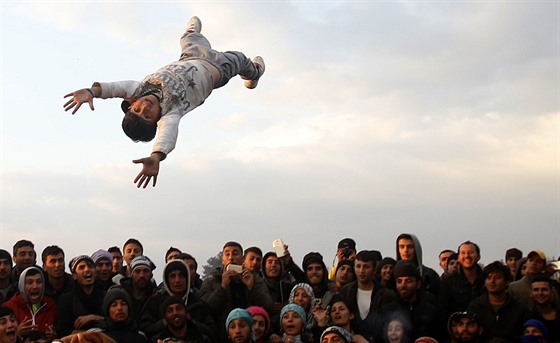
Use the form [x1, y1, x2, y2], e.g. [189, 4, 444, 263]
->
[114, 255, 157, 323]
[2, 266, 57, 341]
[246, 306, 270, 343]
[285, 283, 317, 341]
[467, 260, 529, 342]
[150, 295, 209, 343]
[200, 241, 273, 343]
[91, 250, 116, 291]
[375, 257, 397, 290]
[333, 259, 355, 293]
[320, 326, 353, 343]
[445, 253, 459, 277]
[509, 250, 548, 308]
[55, 255, 105, 337]
[41, 245, 75, 302]
[438, 250, 455, 280]
[519, 319, 550, 340]
[303, 252, 333, 300]
[340, 250, 396, 342]
[379, 261, 442, 342]
[328, 239, 357, 282]
[0, 249, 17, 304]
[505, 248, 523, 280]
[99, 288, 146, 343]
[139, 259, 215, 340]
[395, 234, 440, 298]
[447, 311, 482, 343]
[226, 308, 254, 343]
[279, 304, 307, 343]
[0, 306, 19, 343]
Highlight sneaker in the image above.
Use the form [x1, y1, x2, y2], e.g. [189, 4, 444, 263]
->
[245, 56, 265, 89]
[186, 16, 202, 34]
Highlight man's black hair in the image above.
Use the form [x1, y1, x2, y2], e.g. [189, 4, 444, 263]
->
[123, 238, 143, 253]
[165, 247, 182, 260]
[483, 261, 512, 282]
[41, 245, 64, 264]
[108, 246, 122, 255]
[244, 246, 263, 257]
[122, 112, 157, 142]
[13, 240, 34, 257]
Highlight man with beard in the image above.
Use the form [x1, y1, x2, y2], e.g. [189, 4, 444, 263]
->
[150, 295, 210, 343]
[440, 241, 485, 319]
[140, 259, 215, 340]
[447, 311, 483, 343]
[42, 246, 74, 300]
[395, 234, 440, 298]
[91, 250, 116, 291]
[55, 255, 106, 337]
[11, 241, 36, 285]
[0, 250, 16, 304]
[467, 261, 529, 342]
[117, 256, 156, 322]
[261, 251, 304, 315]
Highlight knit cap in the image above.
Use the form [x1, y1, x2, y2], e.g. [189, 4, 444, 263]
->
[378, 257, 397, 270]
[393, 260, 420, 279]
[505, 248, 522, 260]
[335, 259, 355, 274]
[0, 250, 12, 267]
[131, 255, 155, 273]
[69, 255, 94, 273]
[302, 252, 324, 270]
[522, 319, 549, 338]
[289, 283, 315, 304]
[160, 295, 186, 316]
[91, 249, 113, 265]
[246, 306, 270, 336]
[280, 303, 306, 326]
[320, 326, 353, 343]
[102, 288, 131, 316]
[225, 308, 253, 331]
[0, 306, 14, 317]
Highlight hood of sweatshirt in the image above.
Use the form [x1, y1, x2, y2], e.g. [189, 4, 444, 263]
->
[162, 260, 190, 304]
[18, 266, 44, 304]
[395, 233, 425, 276]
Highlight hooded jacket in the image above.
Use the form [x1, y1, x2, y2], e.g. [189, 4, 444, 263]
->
[3, 266, 57, 336]
[395, 234, 440, 297]
[138, 260, 215, 340]
[261, 252, 304, 312]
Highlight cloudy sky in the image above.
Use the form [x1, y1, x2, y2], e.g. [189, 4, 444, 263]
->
[1, 1, 558, 277]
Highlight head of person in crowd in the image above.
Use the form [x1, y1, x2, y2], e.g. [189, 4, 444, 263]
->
[303, 252, 328, 295]
[175, 253, 199, 288]
[448, 311, 483, 343]
[130, 255, 155, 292]
[160, 295, 189, 337]
[458, 241, 481, 272]
[446, 253, 459, 276]
[246, 306, 270, 343]
[222, 241, 245, 268]
[521, 319, 549, 339]
[505, 248, 523, 278]
[69, 255, 96, 290]
[515, 257, 528, 281]
[165, 247, 182, 263]
[0, 250, 12, 286]
[91, 250, 113, 285]
[23, 330, 48, 343]
[393, 260, 421, 303]
[384, 314, 412, 343]
[226, 308, 253, 343]
[122, 238, 143, 268]
[280, 303, 306, 339]
[41, 245, 65, 282]
[376, 257, 397, 287]
[12, 240, 36, 275]
[336, 238, 357, 262]
[328, 295, 355, 333]
[320, 326, 353, 343]
[163, 259, 190, 301]
[525, 250, 546, 278]
[107, 246, 123, 276]
[262, 252, 282, 282]
[289, 283, 315, 313]
[354, 250, 377, 287]
[103, 288, 131, 324]
[482, 261, 511, 296]
[335, 259, 355, 289]
[243, 247, 263, 274]
[439, 249, 455, 274]
[18, 266, 45, 305]
[0, 307, 17, 343]
[530, 274, 556, 309]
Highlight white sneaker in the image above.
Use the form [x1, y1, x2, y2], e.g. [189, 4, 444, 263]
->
[186, 16, 202, 33]
[245, 56, 265, 89]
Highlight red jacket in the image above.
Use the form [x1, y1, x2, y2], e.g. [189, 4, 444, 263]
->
[3, 293, 57, 334]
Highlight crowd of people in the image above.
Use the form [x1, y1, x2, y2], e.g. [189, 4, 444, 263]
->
[0, 235, 559, 343]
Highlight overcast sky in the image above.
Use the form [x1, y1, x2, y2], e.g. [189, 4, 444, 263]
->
[1, 1, 558, 277]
